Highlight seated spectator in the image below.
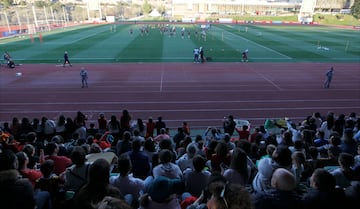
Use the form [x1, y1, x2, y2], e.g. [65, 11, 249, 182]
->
[223, 147, 251, 186]
[143, 138, 156, 164]
[344, 180, 360, 207]
[253, 168, 303, 209]
[154, 127, 171, 143]
[72, 158, 123, 209]
[151, 138, 177, 168]
[16, 151, 43, 187]
[35, 159, 65, 209]
[330, 152, 356, 188]
[44, 142, 72, 175]
[139, 176, 184, 209]
[210, 141, 231, 172]
[176, 136, 193, 158]
[176, 142, 198, 172]
[0, 149, 37, 209]
[127, 139, 151, 179]
[222, 133, 236, 151]
[291, 151, 306, 185]
[187, 181, 253, 209]
[153, 149, 183, 179]
[302, 168, 348, 209]
[116, 131, 132, 156]
[96, 196, 132, 209]
[252, 144, 292, 193]
[183, 155, 211, 198]
[22, 143, 40, 169]
[110, 154, 152, 207]
[64, 146, 90, 194]
[340, 128, 357, 156]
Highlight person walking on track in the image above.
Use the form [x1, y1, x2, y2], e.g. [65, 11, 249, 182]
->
[324, 67, 334, 88]
[80, 67, 88, 88]
[63, 51, 72, 67]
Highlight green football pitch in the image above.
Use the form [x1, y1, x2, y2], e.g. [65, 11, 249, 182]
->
[1, 23, 360, 63]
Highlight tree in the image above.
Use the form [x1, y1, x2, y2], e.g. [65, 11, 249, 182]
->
[142, 0, 152, 15]
[0, 0, 14, 8]
[351, 0, 360, 19]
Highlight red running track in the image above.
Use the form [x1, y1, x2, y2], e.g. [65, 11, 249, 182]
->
[0, 62, 359, 130]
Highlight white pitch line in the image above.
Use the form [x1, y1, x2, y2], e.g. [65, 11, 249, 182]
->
[215, 29, 292, 59]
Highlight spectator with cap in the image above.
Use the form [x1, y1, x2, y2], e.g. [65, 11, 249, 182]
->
[139, 175, 184, 209]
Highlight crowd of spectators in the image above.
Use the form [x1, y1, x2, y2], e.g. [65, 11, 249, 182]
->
[0, 110, 359, 209]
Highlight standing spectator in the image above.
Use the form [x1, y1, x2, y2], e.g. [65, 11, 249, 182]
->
[10, 117, 21, 140]
[324, 66, 334, 88]
[236, 125, 250, 141]
[74, 111, 87, 130]
[55, 115, 67, 140]
[19, 117, 34, 136]
[63, 51, 72, 67]
[87, 123, 98, 137]
[107, 115, 121, 144]
[155, 116, 166, 136]
[223, 115, 236, 137]
[31, 118, 43, 139]
[65, 117, 76, 142]
[41, 116, 56, 142]
[182, 121, 190, 136]
[120, 109, 132, 136]
[97, 113, 107, 134]
[132, 118, 146, 137]
[145, 117, 156, 138]
[80, 67, 88, 88]
[173, 127, 187, 151]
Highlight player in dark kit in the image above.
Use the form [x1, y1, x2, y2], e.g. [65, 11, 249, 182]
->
[242, 49, 249, 62]
[63, 51, 72, 67]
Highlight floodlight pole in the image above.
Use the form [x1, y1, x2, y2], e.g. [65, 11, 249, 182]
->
[44, 6, 50, 31]
[87, 1, 91, 21]
[3, 11, 11, 33]
[15, 10, 22, 33]
[32, 5, 39, 28]
[62, 6, 67, 25]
